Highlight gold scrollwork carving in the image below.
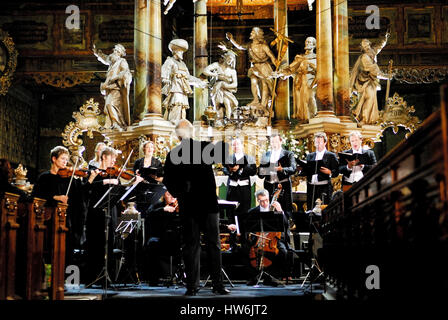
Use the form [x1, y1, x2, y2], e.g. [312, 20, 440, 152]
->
[31, 71, 95, 88]
[62, 98, 108, 167]
[378, 92, 421, 139]
[0, 29, 18, 96]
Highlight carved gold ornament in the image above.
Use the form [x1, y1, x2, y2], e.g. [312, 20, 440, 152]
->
[0, 29, 18, 96]
[378, 92, 421, 139]
[62, 98, 107, 166]
[32, 71, 95, 88]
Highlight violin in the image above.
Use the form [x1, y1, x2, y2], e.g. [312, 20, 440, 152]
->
[102, 165, 137, 180]
[248, 184, 283, 269]
[57, 167, 90, 178]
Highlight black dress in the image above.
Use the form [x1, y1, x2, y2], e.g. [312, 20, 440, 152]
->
[84, 174, 120, 284]
[132, 157, 165, 213]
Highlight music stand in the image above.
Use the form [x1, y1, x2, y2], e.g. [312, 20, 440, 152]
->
[243, 211, 285, 286]
[201, 200, 239, 288]
[114, 213, 142, 285]
[85, 184, 128, 296]
[300, 208, 325, 293]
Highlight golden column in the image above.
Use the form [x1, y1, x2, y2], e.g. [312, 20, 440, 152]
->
[316, 0, 335, 116]
[333, 0, 350, 120]
[134, 0, 149, 121]
[194, 0, 209, 121]
[145, 0, 163, 118]
[273, 0, 290, 125]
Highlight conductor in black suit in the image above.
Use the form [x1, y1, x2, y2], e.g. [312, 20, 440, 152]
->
[297, 132, 339, 210]
[163, 119, 230, 296]
[222, 138, 257, 217]
[339, 131, 377, 189]
[258, 133, 296, 220]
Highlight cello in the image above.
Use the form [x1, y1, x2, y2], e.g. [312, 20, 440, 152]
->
[248, 184, 283, 269]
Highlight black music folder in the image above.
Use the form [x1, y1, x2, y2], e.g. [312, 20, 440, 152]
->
[297, 159, 325, 175]
[139, 166, 164, 177]
[338, 152, 369, 165]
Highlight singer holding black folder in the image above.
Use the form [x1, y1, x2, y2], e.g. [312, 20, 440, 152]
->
[133, 140, 163, 184]
[258, 133, 296, 220]
[338, 131, 377, 191]
[297, 132, 339, 211]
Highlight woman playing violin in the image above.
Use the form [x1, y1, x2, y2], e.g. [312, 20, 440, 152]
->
[32, 145, 88, 265]
[133, 140, 163, 184]
[84, 146, 144, 283]
[32, 146, 71, 206]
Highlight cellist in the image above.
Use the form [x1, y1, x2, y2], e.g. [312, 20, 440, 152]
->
[228, 189, 290, 286]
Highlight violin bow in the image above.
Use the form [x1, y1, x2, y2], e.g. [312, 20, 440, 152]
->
[116, 149, 133, 181]
[65, 156, 79, 197]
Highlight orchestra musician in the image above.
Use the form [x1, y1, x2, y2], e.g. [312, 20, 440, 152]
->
[297, 132, 339, 211]
[32, 146, 88, 265]
[163, 119, 230, 296]
[88, 142, 106, 170]
[84, 146, 143, 284]
[228, 189, 289, 286]
[144, 190, 180, 286]
[258, 133, 296, 221]
[339, 131, 377, 190]
[222, 138, 257, 218]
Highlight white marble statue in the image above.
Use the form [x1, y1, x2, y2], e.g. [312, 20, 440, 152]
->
[161, 39, 207, 123]
[202, 48, 238, 120]
[274, 37, 317, 122]
[226, 27, 278, 113]
[349, 32, 391, 125]
[93, 43, 132, 131]
[163, 0, 199, 15]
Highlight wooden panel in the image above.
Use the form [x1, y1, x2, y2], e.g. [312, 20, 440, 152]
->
[0, 192, 20, 300]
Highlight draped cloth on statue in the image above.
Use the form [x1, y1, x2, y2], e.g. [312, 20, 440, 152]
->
[161, 56, 193, 122]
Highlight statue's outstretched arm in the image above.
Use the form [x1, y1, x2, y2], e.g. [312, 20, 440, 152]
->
[225, 32, 246, 51]
[92, 44, 109, 65]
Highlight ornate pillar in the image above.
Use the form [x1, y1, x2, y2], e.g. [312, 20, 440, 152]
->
[145, 0, 163, 118]
[333, 0, 350, 120]
[194, 0, 208, 121]
[273, 0, 290, 125]
[133, 0, 149, 121]
[316, 0, 335, 115]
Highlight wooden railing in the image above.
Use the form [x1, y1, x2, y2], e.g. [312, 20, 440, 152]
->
[321, 85, 448, 299]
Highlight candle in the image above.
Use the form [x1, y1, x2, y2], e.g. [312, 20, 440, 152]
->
[266, 126, 272, 136]
[208, 126, 213, 137]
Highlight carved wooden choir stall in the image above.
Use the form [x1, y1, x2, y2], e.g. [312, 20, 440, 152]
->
[0, 195, 68, 300]
[320, 85, 448, 299]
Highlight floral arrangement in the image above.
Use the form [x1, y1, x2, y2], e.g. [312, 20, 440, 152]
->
[279, 131, 309, 160]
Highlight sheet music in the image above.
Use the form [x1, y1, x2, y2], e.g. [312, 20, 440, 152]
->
[217, 199, 240, 208]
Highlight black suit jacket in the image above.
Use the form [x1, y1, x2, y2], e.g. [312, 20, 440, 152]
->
[338, 148, 377, 179]
[222, 154, 256, 185]
[258, 149, 296, 182]
[299, 150, 339, 182]
[163, 138, 223, 216]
